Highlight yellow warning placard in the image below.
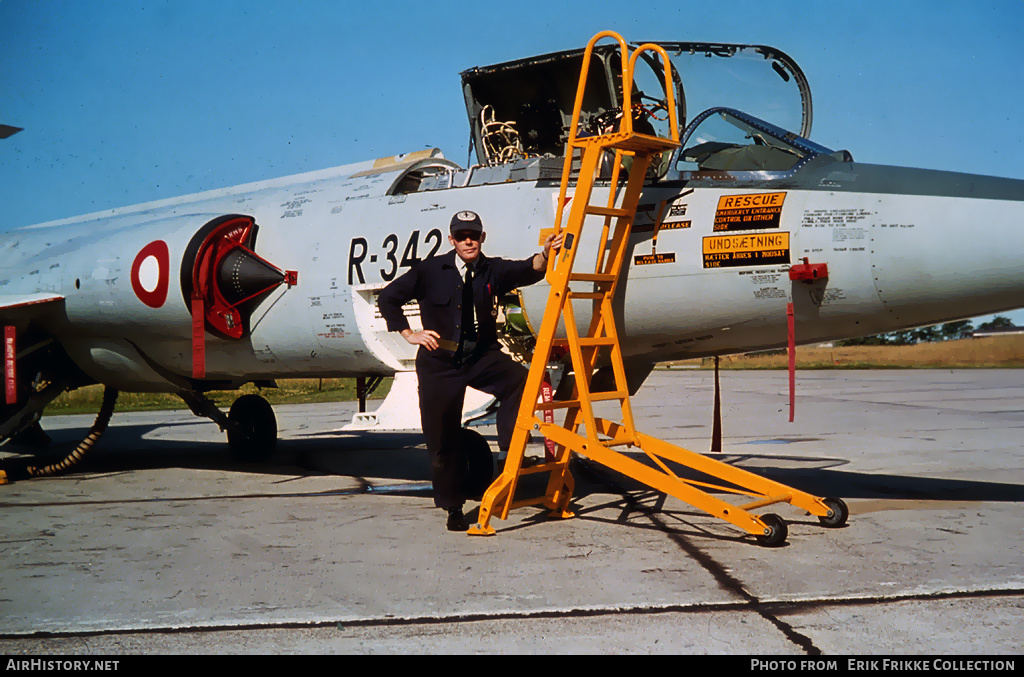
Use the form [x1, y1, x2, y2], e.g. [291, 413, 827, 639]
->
[702, 232, 790, 268]
[635, 252, 676, 266]
[635, 221, 691, 234]
[713, 192, 786, 232]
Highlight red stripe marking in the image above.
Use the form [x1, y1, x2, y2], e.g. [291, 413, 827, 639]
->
[787, 302, 796, 423]
[192, 298, 206, 379]
[5, 326, 16, 405]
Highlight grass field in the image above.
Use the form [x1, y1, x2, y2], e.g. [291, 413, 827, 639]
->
[42, 335, 1024, 415]
[665, 335, 1024, 370]
[45, 377, 393, 415]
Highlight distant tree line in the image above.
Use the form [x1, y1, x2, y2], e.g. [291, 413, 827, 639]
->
[837, 316, 1015, 346]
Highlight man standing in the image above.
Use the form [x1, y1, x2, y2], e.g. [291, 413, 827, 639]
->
[378, 210, 562, 531]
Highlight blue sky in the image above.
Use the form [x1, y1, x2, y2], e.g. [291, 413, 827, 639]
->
[2, 0, 1022, 322]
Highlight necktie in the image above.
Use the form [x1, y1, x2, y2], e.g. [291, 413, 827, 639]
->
[462, 265, 477, 342]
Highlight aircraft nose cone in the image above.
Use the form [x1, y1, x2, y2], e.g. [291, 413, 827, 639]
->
[217, 248, 285, 305]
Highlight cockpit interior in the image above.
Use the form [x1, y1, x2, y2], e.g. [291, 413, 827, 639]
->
[457, 41, 850, 180]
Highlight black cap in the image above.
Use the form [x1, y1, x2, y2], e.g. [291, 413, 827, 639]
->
[450, 210, 483, 233]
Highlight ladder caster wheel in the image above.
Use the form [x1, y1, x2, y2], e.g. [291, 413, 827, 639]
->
[756, 513, 788, 547]
[818, 497, 849, 528]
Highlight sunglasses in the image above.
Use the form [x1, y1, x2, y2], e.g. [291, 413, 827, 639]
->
[452, 230, 482, 242]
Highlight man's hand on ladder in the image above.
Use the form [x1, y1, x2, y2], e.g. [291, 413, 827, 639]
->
[535, 231, 566, 271]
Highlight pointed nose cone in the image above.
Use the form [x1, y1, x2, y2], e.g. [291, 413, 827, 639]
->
[868, 168, 1024, 327]
[217, 248, 285, 305]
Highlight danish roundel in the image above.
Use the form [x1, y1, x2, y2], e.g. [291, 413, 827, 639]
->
[131, 240, 170, 308]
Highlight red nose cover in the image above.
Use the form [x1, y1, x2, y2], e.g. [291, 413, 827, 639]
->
[185, 215, 290, 379]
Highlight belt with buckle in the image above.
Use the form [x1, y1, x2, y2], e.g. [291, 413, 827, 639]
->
[436, 338, 459, 352]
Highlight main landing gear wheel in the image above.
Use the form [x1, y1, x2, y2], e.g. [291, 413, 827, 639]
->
[227, 394, 277, 461]
[460, 428, 495, 501]
[818, 496, 849, 528]
[756, 513, 788, 547]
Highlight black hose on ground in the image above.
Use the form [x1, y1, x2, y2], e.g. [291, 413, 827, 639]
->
[27, 387, 118, 478]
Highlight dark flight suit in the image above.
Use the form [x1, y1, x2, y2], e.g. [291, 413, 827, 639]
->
[377, 249, 544, 509]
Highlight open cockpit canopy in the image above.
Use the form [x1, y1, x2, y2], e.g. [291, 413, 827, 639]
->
[678, 107, 849, 174]
[460, 40, 830, 176]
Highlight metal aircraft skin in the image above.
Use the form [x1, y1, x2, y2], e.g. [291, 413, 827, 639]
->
[2, 39, 1023, 450]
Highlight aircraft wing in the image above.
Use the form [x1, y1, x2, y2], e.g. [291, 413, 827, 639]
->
[0, 293, 65, 320]
[2, 293, 66, 440]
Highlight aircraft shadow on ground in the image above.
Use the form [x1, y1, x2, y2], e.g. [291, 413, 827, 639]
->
[518, 454, 1024, 546]
[3, 422, 1021, 510]
[757, 465, 1024, 503]
[599, 451, 1024, 504]
[0, 421, 433, 484]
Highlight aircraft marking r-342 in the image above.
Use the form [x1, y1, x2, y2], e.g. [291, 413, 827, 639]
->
[347, 228, 445, 284]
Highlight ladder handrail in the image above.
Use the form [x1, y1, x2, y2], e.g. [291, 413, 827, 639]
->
[565, 31, 631, 150]
[554, 32, 628, 240]
[554, 33, 679, 239]
[628, 43, 680, 143]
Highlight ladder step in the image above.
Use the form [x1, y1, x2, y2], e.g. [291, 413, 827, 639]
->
[535, 391, 628, 410]
[568, 273, 616, 283]
[606, 133, 681, 153]
[553, 337, 616, 348]
[579, 337, 616, 347]
[565, 291, 606, 300]
[601, 434, 639, 447]
[585, 205, 631, 218]
[572, 132, 679, 154]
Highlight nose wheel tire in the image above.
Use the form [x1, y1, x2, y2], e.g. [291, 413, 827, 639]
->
[227, 394, 277, 461]
[756, 513, 788, 547]
[818, 496, 849, 528]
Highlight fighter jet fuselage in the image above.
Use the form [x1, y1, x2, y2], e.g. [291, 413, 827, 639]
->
[2, 39, 1022, 448]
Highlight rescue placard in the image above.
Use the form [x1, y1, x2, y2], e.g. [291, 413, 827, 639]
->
[714, 192, 786, 232]
[702, 232, 790, 268]
[635, 252, 676, 265]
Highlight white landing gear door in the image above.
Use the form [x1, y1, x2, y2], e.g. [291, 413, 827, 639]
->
[345, 283, 495, 431]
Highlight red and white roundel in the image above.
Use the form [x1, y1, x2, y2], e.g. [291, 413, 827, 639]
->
[130, 240, 170, 308]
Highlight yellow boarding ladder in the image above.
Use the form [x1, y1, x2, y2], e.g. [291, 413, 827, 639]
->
[469, 31, 847, 545]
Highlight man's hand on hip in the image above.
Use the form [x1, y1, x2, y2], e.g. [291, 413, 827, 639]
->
[401, 329, 441, 351]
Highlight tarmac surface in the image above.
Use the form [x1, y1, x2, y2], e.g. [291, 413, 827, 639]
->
[0, 369, 1021, 655]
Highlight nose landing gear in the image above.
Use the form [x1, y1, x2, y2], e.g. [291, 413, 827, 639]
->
[178, 390, 278, 462]
[227, 394, 277, 461]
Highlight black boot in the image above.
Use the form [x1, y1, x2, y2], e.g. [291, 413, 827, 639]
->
[446, 507, 469, 532]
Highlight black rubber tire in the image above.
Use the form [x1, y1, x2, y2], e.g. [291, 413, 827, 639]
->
[227, 394, 277, 461]
[756, 513, 788, 547]
[818, 496, 849, 528]
[460, 428, 495, 500]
